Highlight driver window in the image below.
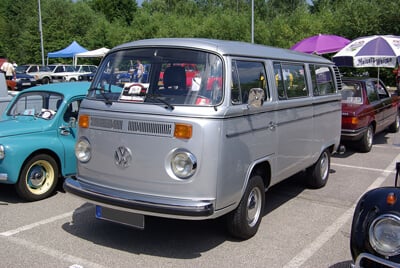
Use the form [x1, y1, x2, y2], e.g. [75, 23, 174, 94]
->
[63, 100, 81, 122]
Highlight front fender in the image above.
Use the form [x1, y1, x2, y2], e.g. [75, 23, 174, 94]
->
[350, 187, 400, 265]
[0, 131, 64, 184]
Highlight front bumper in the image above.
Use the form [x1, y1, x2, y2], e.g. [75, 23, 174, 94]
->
[63, 177, 215, 219]
[354, 253, 400, 268]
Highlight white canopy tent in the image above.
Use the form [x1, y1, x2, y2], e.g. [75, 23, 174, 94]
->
[73, 47, 109, 65]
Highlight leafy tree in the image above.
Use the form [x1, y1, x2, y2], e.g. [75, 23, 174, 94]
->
[88, 0, 138, 26]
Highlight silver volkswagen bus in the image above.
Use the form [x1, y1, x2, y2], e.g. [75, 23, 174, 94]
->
[64, 38, 342, 239]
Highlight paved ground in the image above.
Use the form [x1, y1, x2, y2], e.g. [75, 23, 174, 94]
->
[1, 131, 400, 268]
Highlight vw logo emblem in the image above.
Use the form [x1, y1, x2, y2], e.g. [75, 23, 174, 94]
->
[114, 146, 132, 168]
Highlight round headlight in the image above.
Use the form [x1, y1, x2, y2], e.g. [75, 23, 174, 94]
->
[75, 138, 91, 163]
[0, 145, 4, 159]
[170, 150, 197, 179]
[369, 214, 400, 257]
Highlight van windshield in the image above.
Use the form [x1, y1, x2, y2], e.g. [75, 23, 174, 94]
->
[88, 48, 223, 106]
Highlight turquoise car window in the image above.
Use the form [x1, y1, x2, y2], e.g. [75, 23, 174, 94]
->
[8, 92, 63, 118]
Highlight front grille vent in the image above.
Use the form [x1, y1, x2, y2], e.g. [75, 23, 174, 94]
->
[89, 117, 173, 137]
[128, 120, 173, 137]
[90, 117, 123, 130]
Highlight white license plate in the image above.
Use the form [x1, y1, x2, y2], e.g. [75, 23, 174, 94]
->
[95, 205, 145, 229]
[22, 83, 31, 86]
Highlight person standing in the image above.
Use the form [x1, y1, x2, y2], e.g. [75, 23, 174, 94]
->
[1, 59, 16, 80]
[136, 60, 144, 82]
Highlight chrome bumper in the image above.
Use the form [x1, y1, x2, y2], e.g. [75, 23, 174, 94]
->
[354, 253, 399, 268]
[63, 177, 215, 219]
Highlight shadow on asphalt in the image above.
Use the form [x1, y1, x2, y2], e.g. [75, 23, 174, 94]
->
[61, 173, 313, 259]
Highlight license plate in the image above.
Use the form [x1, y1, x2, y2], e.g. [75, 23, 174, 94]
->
[22, 83, 31, 86]
[95, 205, 145, 229]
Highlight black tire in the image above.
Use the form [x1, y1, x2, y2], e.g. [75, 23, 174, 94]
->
[15, 154, 59, 201]
[388, 112, 400, 133]
[41, 77, 50, 84]
[226, 175, 265, 240]
[358, 125, 373, 152]
[306, 149, 330, 189]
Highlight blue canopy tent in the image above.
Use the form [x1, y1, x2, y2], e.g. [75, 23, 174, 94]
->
[47, 41, 88, 65]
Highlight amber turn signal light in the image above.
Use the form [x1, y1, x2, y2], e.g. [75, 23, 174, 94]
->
[174, 123, 192, 139]
[386, 192, 397, 205]
[79, 114, 90, 129]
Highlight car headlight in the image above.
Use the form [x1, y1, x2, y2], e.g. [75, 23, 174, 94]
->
[75, 138, 91, 163]
[0, 145, 4, 159]
[369, 214, 400, 257]
[169, 149, 197, 179]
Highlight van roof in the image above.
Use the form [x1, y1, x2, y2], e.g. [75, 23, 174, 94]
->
[111, 38, 333, 64]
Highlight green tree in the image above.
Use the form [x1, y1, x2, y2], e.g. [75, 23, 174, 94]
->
[88, 0, 138, 26]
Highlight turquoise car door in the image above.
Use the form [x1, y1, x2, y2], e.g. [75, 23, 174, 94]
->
[58, 98, 82, 176]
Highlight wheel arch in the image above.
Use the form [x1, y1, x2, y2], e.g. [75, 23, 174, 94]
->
[18, 149, 62, 182]
[247, 159, 271, 191]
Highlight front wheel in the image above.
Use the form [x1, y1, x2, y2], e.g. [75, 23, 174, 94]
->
[226, 175, 265, 240]
[306, 149, 330, 189]
[15, 154, 59, 201]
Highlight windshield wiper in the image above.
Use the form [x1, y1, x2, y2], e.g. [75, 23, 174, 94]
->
[89, 87, 112, 105]
[145, 94, 174, 111]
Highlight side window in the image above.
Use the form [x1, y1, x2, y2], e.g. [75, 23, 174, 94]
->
[273, 63, 286, 99]
[231, 60, 268, 105]
[63, 100, 81, 122]
[274, 62, 308, 99]
[29, 66, 38, 73]
[311, 65, 336, 96]
[375, 81, 389, 99]
[366, 81, 378, 102]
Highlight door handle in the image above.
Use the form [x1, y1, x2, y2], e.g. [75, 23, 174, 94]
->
[268, 121, 277, 130]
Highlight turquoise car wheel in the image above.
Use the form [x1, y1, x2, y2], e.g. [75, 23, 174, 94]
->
[16, 154, 59, 201]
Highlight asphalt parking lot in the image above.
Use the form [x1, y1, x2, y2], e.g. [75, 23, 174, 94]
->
[1, 131, 400, 268]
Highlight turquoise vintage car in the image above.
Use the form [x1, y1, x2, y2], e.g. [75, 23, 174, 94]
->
[0, 82, 90, 201]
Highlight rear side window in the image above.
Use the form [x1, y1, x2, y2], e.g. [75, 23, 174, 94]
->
[231, 60, 269, 105]
[310, 65, 336, 96]
[273, 62, 308, 99]
[366, 81, 379, 102]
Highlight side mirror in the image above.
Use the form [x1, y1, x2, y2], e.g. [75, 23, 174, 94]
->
[247, 88, 265, 108]
[68, 117, 77, 128]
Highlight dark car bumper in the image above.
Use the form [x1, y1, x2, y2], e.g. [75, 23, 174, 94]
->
[341, 126, 368, 141]
[63, 177, 215, 219]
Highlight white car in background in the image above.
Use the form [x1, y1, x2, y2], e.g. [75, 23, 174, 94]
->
[16, 64, 53, 84]
[48, 64, 97, 82]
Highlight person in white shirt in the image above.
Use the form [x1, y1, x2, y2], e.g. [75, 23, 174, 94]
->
[1, 59, 15, 80]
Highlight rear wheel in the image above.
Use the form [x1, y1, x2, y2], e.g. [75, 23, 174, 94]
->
[358, 125, 373, 152]
[306, 149, 330, 189]
[226, 175, 265, 240]
[41, 77, 50, 84]
[15, 154, 59, 201]
[388, 112, 400, 133]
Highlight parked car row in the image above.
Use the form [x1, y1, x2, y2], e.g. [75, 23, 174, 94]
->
[2, 63, 97, 91]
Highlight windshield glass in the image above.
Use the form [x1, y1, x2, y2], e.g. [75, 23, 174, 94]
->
[8, 92, 63, 120]
[15, 66, 28, 73]
[88, 48, 223, 106]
